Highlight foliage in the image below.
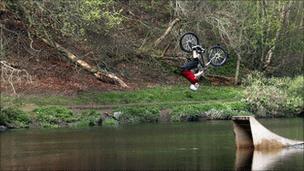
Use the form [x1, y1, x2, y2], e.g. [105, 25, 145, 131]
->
[5, 0, 123, 40]
[102, 118, 118, 127]
[174, 0, 303, 76]
[243, 72, 303, 117]
[116, 100, 248, 123]
[72, 110, 100, 127]
[170, 101, 248, 121]
[0, 107, 31, 128]
[205, 109, 252, 120]
[288, 76, 304, 97]
[118, 107, 159, 124]
[33, 106, 76, 128]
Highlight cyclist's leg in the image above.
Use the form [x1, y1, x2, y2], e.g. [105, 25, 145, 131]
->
[180, 59, 199, 84]
[181, 70, 197, 84]
[194, 70, 205, 79]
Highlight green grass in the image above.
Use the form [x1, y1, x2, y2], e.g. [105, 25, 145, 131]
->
[34, 106, 77, 128]
[1, 85, 248, 128]
[1, 85, 244, 107]
[116, 100, 249, 123]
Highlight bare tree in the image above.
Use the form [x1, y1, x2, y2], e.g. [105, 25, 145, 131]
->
[0, 60, 32, 95]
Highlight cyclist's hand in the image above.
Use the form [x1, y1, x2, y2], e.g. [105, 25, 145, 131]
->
[192, 45, 205, 54]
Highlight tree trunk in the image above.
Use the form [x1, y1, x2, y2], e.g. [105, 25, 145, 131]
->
[154, 18, 180, 47]
[263, 1, 292, 71]
[41, 38, 128, 88]
[235, 53, 241, 85]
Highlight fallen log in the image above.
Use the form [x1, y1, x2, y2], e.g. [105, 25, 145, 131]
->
[41, 38, 128, 88]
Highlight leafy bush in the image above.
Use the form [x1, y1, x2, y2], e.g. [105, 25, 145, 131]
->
[205, 109, 252, 120]
[170, 104, 215, 122]
[103, 118, 119, 127]
[288, 76, 304, 96]
[73, 110, 100, 127]
[170, 102, 248, 121]
[34, 106, 76, 128]
[0, 107, 31, 128]
[118, 107, 159, 124]
[243, 72, 303, 117]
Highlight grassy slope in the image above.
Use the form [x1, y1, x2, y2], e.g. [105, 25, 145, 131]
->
[2, 85, 243, 106]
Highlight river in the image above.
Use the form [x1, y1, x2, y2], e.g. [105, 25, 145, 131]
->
[0, 118, 303, 170]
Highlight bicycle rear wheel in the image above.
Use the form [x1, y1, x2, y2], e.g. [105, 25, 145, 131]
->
[179, 32, 199, 53]
[208, 46, 228, 67]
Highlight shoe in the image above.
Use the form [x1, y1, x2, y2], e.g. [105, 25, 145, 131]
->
[190, 83, 199, 91]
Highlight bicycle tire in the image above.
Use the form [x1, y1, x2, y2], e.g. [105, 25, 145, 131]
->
[179, 32, 199, 53]
[207, 46, 228, 67]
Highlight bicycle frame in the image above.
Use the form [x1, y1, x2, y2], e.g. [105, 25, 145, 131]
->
[188, 43, 214, 73]
[182, 33, 228, 69]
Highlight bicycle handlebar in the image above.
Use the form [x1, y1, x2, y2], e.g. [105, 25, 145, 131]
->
[191, 45, 205, 53]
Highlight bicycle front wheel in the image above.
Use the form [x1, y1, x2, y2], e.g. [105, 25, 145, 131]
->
[179, 32, 199, 53]
[208, 46, 228, 67]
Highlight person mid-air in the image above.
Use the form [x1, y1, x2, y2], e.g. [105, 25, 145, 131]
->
[180, 45, 205, 91]
[179, 32, 228, 91]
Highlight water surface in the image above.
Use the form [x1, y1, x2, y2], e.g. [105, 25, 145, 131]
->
[1, 118, 303, 170]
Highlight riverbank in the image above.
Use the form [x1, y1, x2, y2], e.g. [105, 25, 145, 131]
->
[1, 84, 302, 130]
[1, 85, 246, 129]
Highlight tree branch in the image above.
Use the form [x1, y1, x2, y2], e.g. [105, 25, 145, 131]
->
[154, 18, 180, 47]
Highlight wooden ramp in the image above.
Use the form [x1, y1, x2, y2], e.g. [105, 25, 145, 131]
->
[232, 116, 304, 150]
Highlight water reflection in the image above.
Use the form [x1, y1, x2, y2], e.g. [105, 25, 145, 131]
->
[235, 147, 304, 171]
[1, 119, 303, 170]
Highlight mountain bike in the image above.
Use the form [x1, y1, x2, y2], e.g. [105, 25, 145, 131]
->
[179, 32, 228, 73]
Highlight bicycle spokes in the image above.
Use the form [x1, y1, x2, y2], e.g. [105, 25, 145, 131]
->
[180, 32, 199, 53]
[208, 46, 228, 67]
[179, 32, 228, 67]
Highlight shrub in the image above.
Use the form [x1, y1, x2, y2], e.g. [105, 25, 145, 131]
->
[73, 110, 100, 127]
[34, 106, 76, 128]
[118, 107, 159, 124]
[170, 102, 248, 121]
[288, 76, 304, 96]
[243, 72, 303, 117]
[170, 104, 214, 122]
[0, 107, 31, 128]
[103, 118, 119, 127]
[205, 109, 252, 120]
